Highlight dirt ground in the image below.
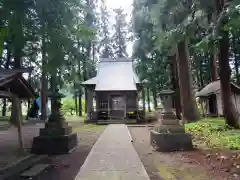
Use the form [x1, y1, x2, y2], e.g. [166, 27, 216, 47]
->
[35, 127, 105, 180]
[129, 127, 240, 180]
[0, 123, 44, 169]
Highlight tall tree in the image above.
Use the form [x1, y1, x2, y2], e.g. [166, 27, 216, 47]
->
[112, 8, 128, 58]
[98, 0, 113, 58]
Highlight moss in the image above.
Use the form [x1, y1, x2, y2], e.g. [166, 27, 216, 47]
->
[156, 163, 212, 180]
[185, 118, 240, 150]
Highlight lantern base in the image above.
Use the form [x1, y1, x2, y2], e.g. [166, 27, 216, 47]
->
[150, 130, 193, 152]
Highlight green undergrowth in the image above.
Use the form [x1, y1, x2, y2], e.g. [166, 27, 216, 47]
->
[185, 118, 240, 150]
[157, 164, 211, 180]
[66, 116, 106, 133]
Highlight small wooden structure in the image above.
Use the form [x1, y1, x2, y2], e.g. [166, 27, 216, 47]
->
[0, 68, 35, 151]
[0, 68, 35, 98]
[81, 58, 142, 122]
[196, 80, 240, 116]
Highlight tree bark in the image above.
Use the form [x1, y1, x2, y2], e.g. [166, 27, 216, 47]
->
[211, 47, 218, 81]
[142, 87, 146, 115]
[216, 0, 240, 128]
[171, 55, 182, 120]
[75, 95, 78, 115]
[74, 81, 78, 115]
[77, 58, 83, 117]
[152, 87, 158, 110]
[233, 37, 240, 84]
[83, 57, 88, 114]
[40, 25, 47, 121]
[10, 96, 24, 153]
[2, 43, 11, 116]
[147, 87, 151, 112]
[78, 93, 82, 116]
[176, 40, 200, 122]
[218, 29, 240, 128]
[199, 56, 204, 88]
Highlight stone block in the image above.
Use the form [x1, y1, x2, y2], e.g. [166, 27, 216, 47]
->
[31, 133, 77, 155]
[39, 126, 72, 136]
[150, 130, 193, 152]
[153, 124, 185, 133]
[45, 121, 69, 129]
[158, 119, 180, 125]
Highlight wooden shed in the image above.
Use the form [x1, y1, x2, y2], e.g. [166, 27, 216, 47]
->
[81, 58, 142, 122]
[196, 80, 240, 116]
[0, 68, 35, 98]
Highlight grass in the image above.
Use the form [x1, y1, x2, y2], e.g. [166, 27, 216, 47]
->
[66, 116, 106, 133]
[185, 118, 240, 150]
[157, 164, 211, 180]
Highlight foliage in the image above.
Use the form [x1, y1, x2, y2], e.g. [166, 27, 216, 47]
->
[185, 118, 240, 150]
[61, 98, 86, 116]
[98, 0, 114, 58]
[112, 8, 129, 58]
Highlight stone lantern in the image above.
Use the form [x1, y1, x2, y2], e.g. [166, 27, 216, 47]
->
[150, 89, 193, 152]
[31, 89, 77, 155]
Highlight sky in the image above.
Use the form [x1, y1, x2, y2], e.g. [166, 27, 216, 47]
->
[105, 0, 133, 56]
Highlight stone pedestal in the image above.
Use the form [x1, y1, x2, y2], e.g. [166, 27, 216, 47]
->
[31, 115, 77, 155]
[150, 90, 193, 152]
[31, 90, 77, 155]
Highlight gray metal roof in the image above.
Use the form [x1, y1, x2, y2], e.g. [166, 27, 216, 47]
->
[196, 80, 221, 97]
[195, 80, 240, 97]
[81, 77, 96, 85]
[95, 58, 137, 91]
[81, 58, 140, 91]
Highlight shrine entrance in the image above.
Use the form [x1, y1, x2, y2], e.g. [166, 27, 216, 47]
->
[110, 95, 126, 119]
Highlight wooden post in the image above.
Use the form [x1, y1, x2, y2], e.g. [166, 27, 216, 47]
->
[0, 91, 25, 153]
[87, 88, 93, 120]
[108, 94, 110, 120]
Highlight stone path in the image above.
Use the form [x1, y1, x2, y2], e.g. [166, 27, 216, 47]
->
[74, 124, 150, 180]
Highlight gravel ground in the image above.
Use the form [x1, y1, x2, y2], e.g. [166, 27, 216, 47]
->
[0, 123, 44, 169]
[36, 130, 104, 180]
[129, 127, 238, 180]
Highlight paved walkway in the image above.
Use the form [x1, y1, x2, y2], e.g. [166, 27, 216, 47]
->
[74, 124, 150, 180]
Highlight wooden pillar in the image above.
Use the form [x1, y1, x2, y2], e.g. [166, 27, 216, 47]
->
[108, 94, 110, 120]
[87, 88, 93, 120]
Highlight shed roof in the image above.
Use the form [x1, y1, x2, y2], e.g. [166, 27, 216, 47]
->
[0, 68, 35, 98]
[196, 80, 240, 97]
[82, 58, 140, 91]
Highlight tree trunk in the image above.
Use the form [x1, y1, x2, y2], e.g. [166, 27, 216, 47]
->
[82, 55, 88, 114]
[147, 87, 151, 112]
[10, 96, 24, 153]
[2, 43, 11, 116]
[233, 37, 240, 84]
[199, 56, 204, 88]
[211, 47, 218, 81]
[152, 87, 158, 110]
[74, 95, 78, 115]
[216, 0, 240, 128]
[218, 29, 240, 128]
[50, 74, 56, 114]
[176, 40, 200, 122]
[171, 55, 182, 120]
[78, 94, 82, 117]
[77, 58, 83, 117]
[142, 87, 146, 115]
[40, 26, 47, 121]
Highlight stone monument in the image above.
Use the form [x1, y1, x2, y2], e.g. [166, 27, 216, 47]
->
[150, 90, 193, 152]
[31, 89, 77, 155]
